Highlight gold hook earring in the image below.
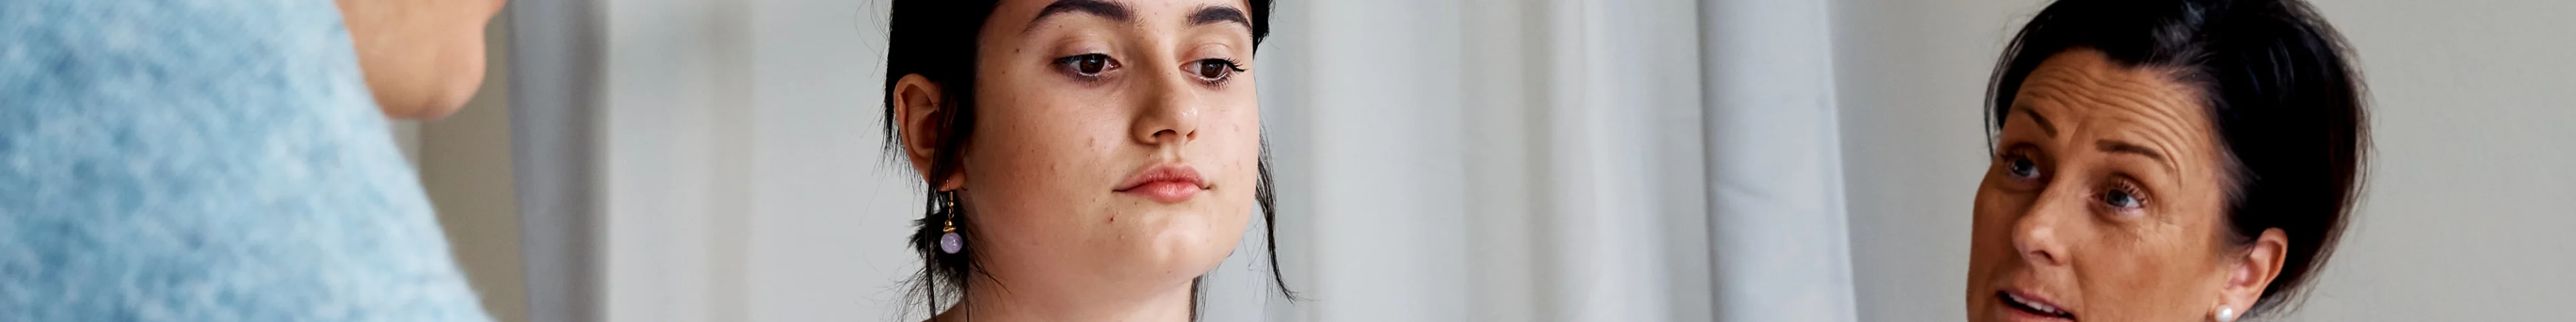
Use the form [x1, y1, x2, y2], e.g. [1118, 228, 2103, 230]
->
[938, 193, 964, 254]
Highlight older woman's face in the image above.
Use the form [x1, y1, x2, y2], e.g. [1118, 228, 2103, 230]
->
[920, 0, 1260, 307]
[1966, 49, 2249, 322]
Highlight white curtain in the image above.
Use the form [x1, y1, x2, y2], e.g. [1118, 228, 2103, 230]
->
[1700, 0, 1860, 321]
[1231, 0, 1856, 321]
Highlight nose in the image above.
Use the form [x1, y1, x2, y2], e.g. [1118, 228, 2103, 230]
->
[2012, 186, 2084, 267]
[1130, 67, 1201, 146]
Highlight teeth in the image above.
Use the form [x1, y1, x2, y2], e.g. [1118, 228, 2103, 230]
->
[2007, 292, 2065, 315]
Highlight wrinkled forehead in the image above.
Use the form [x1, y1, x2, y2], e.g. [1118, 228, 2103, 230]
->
[2012, 50, 2207, 130]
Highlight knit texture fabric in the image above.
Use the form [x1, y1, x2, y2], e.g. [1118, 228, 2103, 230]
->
[0, 0, 491, 320]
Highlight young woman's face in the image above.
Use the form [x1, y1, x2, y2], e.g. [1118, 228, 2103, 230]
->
[958, 0, 1260, 301]
[1965, 49, 2255, 322]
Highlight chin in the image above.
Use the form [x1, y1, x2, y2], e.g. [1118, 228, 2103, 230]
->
[370, 66, 482, 120]
[419, 40, 490, 119]
[1146, 230, 1242, 272]
[1119, 217, 1244, 278]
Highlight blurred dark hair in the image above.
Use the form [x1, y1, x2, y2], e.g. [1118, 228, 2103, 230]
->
[1986, 0, 2368, 317]
[878, 0, 1285, 319]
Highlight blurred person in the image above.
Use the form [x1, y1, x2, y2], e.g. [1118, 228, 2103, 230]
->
[338, 0, 508, 119]
[1963, 0, 2370, 321]
[879, 0, 1289, 321]
[1, 0, 504, 320]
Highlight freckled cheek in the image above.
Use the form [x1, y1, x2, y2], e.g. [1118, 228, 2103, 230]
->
[1018, 128, 1114, 187]
[1208, 109, 1263, 189]
[968, 111, 1115, 211]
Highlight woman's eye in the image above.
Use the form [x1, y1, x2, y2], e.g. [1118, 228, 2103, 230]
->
[2102, 182, 2145, 209]
[1056, 54, 1114, 77]
[1192, 58, 1244, 83]
[2004, 155, 2041, 179]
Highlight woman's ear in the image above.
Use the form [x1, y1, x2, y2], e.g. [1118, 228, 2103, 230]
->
[894, 74, 967, 191]
[2218, 227, 2291, 317]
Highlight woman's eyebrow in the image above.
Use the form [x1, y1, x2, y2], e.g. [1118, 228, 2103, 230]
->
[2096, 140, 2176, 171]
[1025, 0, 1133, 34]
[1189, 5, 1249, 29]
[2014, 106, 2060, 138]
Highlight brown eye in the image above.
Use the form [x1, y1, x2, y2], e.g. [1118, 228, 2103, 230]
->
[1191, 58, 1244, 83]
[1197, 61, 1225, 78]
[1056, 54, 1114, 78]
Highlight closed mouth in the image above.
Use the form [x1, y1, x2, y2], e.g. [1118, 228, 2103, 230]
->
[1114, 163, 1208, 203]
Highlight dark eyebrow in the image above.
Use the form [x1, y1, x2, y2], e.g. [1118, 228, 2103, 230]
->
[1024, 0, 1134, 34]
[2015, 106, 2059, 138]
[1189, 5, 1250, 29]
[2096, 140, 2175, 170]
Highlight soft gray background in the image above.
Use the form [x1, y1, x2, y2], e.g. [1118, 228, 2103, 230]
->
[403, 0, 2576, 321]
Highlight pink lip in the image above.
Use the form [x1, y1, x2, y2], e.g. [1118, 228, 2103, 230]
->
[1114, 163, 1207, 203]
[1995, 288, 2076, 321]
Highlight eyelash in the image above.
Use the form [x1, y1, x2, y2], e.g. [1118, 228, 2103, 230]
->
[1051, 53, 1249, 87]
[2098, 179, 2149, 212]
[1191, 58, 1248, 85]
[1998, 148, 2045, 182]
[1996, 145, 2152, 215]
[1055, 53, 1118, 82]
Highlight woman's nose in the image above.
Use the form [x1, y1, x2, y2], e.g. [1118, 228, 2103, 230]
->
[1131, 67, 1202, 146]
[2012, 188, 2086, 267]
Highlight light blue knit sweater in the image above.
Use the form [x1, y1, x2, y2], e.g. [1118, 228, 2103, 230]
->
[0, 0, 492, 320]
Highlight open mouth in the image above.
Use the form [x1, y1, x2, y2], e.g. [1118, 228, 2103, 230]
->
[1998, 290, 2075, 320]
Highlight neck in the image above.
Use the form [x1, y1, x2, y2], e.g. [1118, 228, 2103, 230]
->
[934, 279, 1197, 322]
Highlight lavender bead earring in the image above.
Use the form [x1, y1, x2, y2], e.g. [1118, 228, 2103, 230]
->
[938, 195, 964, 254]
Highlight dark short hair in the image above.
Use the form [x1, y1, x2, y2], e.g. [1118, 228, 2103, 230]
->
[878, 0, 1285, 318]
[1986, 0, 2369, 317]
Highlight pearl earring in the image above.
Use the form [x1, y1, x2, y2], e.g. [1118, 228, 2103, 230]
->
[2213, 306, 2236, 322]
[938, 193, 964, 254]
